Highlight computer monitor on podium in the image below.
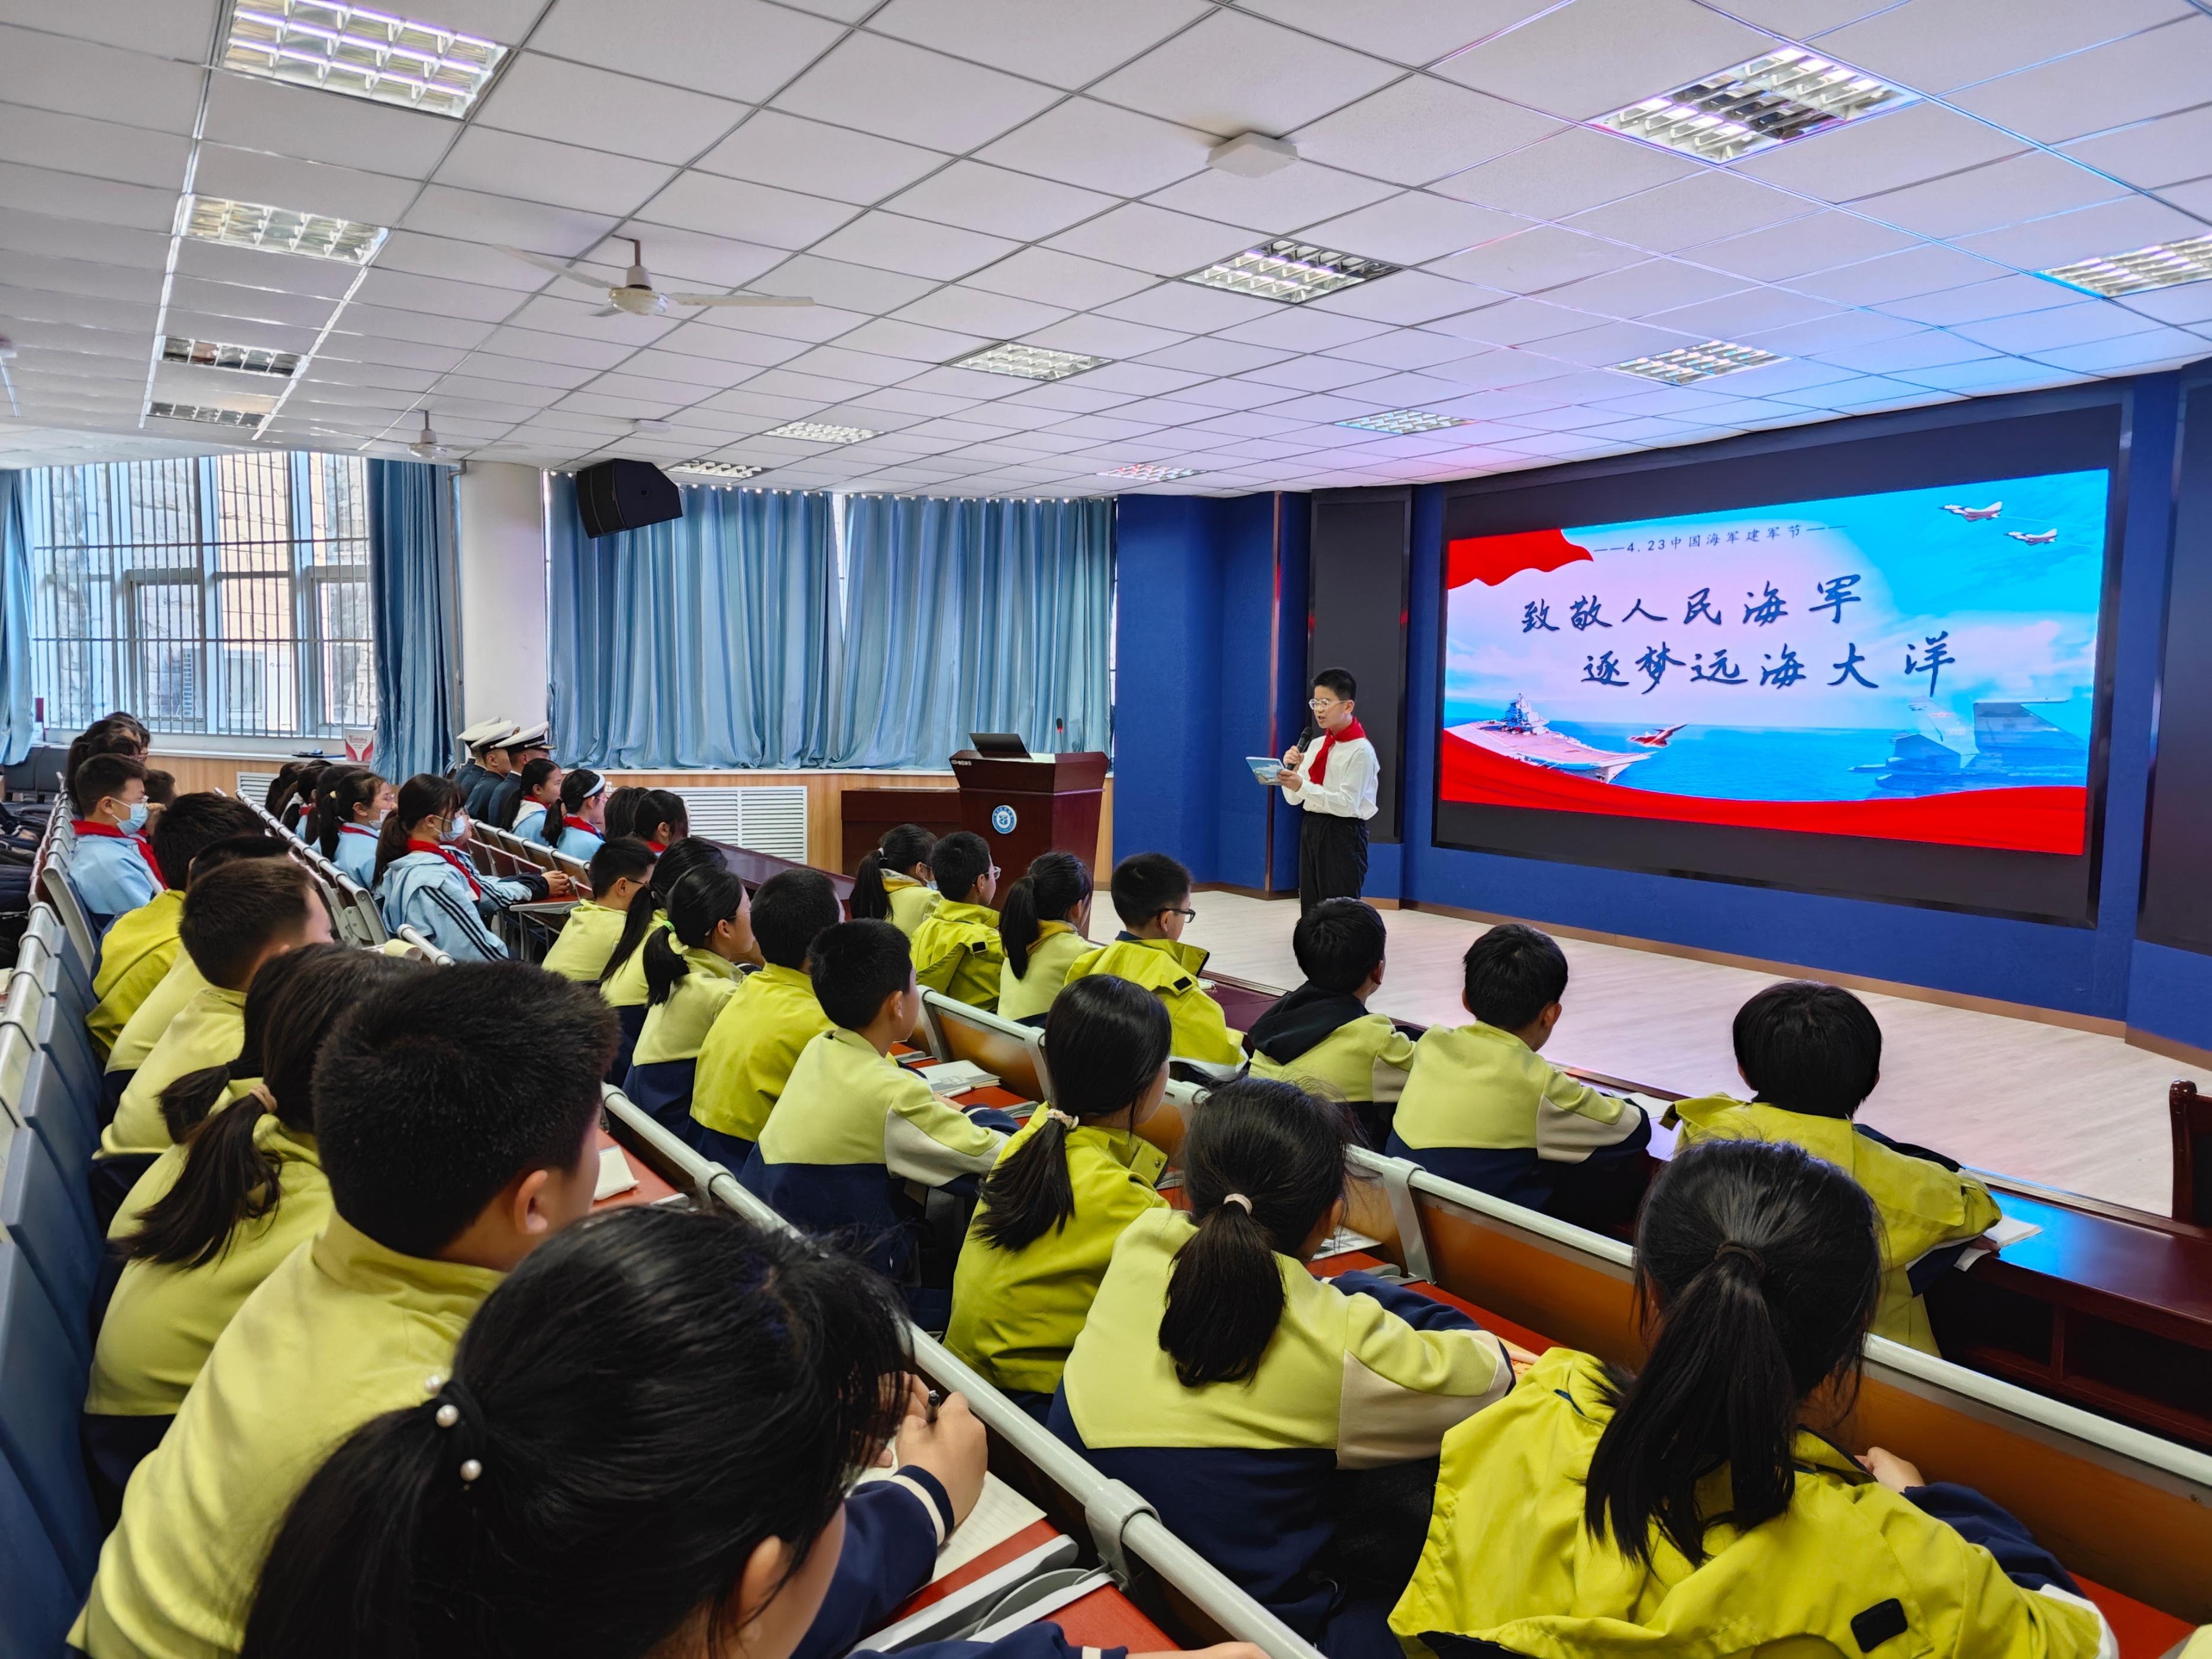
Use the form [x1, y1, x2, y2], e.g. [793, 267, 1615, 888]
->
[968, 732, 1031, 757]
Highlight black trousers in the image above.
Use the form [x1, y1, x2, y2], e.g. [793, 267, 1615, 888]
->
[1299, 811, 1369, 914]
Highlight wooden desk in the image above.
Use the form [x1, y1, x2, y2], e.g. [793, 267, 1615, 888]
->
[590, 1125, 679, 1212]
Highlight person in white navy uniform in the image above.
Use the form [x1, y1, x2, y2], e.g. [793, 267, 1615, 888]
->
[1268, 667, 1378, 915]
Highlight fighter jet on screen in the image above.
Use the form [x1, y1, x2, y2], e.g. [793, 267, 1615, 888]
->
[1941, 502, 2003, 520]
[2006, 528, 2059, 544]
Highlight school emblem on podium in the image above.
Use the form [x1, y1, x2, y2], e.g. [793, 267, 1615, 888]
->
[990, 803, 1018, 834]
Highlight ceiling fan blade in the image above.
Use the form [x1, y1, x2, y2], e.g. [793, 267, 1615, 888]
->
[671, 293, 815, 308]
[588, 304, 624, 318]
[498, 244, 612, 290]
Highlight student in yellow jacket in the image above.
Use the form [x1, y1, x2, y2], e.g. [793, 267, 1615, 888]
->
[71, 960, 619, 1659]
[851, 821, 941, 937]
[908, 831, 1003, 1009]
[996, 850, 1094, 1025]
[1668, 980, 2001, 1354]
[595, 837, 725, 1080]
[1064, 852, 1242, 1066]
[690, 868, 843, 1169]
[624, 867, 756, 1137]
[84, 948, 424, 1516]
[1055, 1076, 1513, 1654]
[947, 976, 1171, 1415]
[1245, 899, 1416, 1148]
[1391, 1137, 2108, 1659]
[538, 835, 654, 982]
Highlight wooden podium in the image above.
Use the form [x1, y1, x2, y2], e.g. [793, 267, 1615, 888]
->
[950, 751, 1109, 876]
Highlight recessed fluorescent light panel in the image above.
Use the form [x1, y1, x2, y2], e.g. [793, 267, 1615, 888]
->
[1098, 463, 1202, 483]
[180, 195, 388, 263]
[1183, 239, 1399, 305]
[761, 421, 877, 444]
[2040, 234, 2212, 298]
[225, 1, 508, 117]
[948, 343, 1107, 382]
[1612, 340, 1784, 384]
[160, 337, 302, 377]
[147, 401, 264, 428]
[1597, 49, 1911, 163]
[672, 460, 766, 479]
[1337, 409, 1470, 435]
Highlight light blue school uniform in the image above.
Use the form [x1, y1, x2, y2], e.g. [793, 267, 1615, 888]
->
[554, 820, 603, 862]
[69, 823, 163, 932]
[513, 802, 552, 847]
[376, 850, 508, 961]
[330, 823, 380, 889]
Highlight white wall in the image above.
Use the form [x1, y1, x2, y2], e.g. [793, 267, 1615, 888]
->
[454, 460, 550, 730]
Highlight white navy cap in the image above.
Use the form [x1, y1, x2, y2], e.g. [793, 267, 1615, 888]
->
[502, 722, 551, 749]
[463, 719, 520, 751]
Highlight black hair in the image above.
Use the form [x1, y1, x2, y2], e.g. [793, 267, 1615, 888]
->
[1732, 982, 1883, 1119]
[376, 774, 464, 884]
[1159, 1077, 1349, 1387]
[314, 767, 372, 858]
[274, 762, 328, 831]
[1292, 899, 1388, 995]
[1107, 851, 1191, 930]
[641, 869, 748, 1008]
[599, 837, 726, 986]
[586, 835, 656, 900]
[500, 758, 560, 831]
[752, 869, 842, 970]
[601, 785, 645, 842]
[264, 760, 311, 816]
[633, 788, 689, 847]
[1462, 922, 1568, 1033]
[1313, 666, 1357, 702]
[557, 769, 605, 831]
[130, 947, 425, 1267]
[71, 751, 146, 818]
[1584, 1138, 1882, 1570]
[151, 793, 265, 889]
[97, 710, 150, 745]
[142, 769, 175, 806]
[64, 725, 144, 796]
[850, 824, 937, 922]
[928, 831, 992, 908]
[315, 961, 618, 1257]
[177, 858, 318, 991]
[808, 919, 913, 1031]
[241, 1207, 910, 1659]
[188, 832, 290, 884]
[999, 851, 1090, 981]
[976, 977, 1170, 1253]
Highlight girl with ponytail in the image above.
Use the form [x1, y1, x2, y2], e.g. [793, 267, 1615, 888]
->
[1390, 1137, 2110, 1659]
[599, 836, 727, 1080]
[502, 756, 561, 840]
[320, 766, 395, 887]
[631, 786, 689, 851]
[947, 976, 1171, 1412]
[850, 822, 939, 935]
[86, 946, 426, 1508]
[551, 768, 609, 861]
[1053, 1077, 1514, 1650]
[995, 850, 1093, 1024]
[628, 868, 757, 1135]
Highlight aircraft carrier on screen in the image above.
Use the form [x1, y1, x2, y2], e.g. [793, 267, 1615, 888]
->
[1451, 695, 1656, 783]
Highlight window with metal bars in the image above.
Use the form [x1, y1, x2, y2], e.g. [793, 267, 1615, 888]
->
[22, 451, 377, 740]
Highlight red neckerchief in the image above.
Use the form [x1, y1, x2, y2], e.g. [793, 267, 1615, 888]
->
[1310, 717, 1365, 785]
[73, 819, 166, 889]
[644, 838, 668, 855]
[407, 837, 482, 899]
[563, 815, 599, 838]
[340, 823, 377, 839]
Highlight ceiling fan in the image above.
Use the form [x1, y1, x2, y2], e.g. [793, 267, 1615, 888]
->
[406, 413, 457, 459]
[501, 237, 813, 317]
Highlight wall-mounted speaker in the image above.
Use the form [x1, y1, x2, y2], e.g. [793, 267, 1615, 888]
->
[576, 459, 682, 538]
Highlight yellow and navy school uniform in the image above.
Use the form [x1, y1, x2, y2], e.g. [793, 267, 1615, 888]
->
[910, 899, 1004, 1010]
[946, 1112, 1167, 1409]
[624, 946, 747, 1133]
[1052, 1208, 1513, 1645]
[67, 819, 164, 932]
[71, 1213, 505, 1659]
[1064, 934, 1245, 1066]
[88, 888, 183, 1058]
[689, 962, 833, 1163]
[102, 983, 248, 1161]
[104, 952, 209, 1119]
[1245, 984, 1418, 1147]
[882, 870, 940, 937]
[1388, 1021, 1650, 1215]
[83, 1119, 329, 1495]
[1668, 1095, 2002, 1354]
[996, 921, 1089, 1024]
[744, 1027, 1007, 1279]
[599, 911, 666, 1079]
[538, 899, 628, 982]
[1391, 1345, 2108, 1659]
[330, 821, 379, 888]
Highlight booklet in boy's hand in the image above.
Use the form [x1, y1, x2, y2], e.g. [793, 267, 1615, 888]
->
[1246, 755, 1286, 781]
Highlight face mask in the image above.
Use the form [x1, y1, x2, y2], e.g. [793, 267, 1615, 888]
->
[441, 813, 470, 845]
[119, 802, 147, 834]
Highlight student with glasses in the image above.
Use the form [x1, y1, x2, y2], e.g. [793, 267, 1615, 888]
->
[1262, 667, 1378, 914]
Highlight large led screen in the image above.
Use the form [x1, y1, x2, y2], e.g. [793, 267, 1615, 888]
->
[1439, 470, 2108, 857]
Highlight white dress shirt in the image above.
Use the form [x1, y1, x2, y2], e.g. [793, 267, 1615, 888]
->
[1283, 732, 1378, 821]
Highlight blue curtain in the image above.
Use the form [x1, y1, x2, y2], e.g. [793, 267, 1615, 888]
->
[548, 477, 842, 768]
[367, 459, 461, 785]
[833, 495, 1113, 767]
[0, 472, 34, 765]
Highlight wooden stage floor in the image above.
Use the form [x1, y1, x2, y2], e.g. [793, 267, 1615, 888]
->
[1183, 892, 2182, 1216]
